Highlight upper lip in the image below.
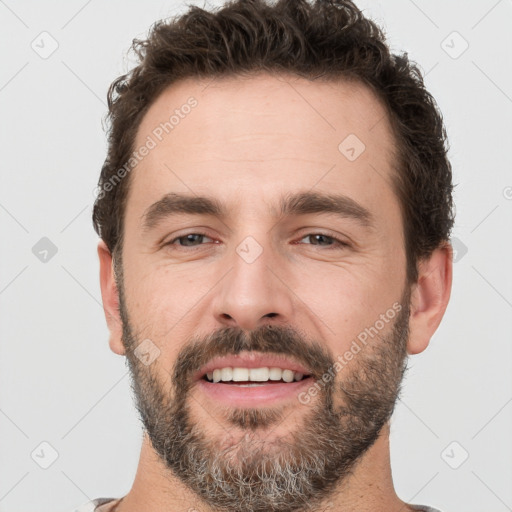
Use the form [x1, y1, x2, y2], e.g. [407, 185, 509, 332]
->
[194, 352, 312, 381]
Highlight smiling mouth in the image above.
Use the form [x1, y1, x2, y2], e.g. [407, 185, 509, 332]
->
[203, 367, 312, 385]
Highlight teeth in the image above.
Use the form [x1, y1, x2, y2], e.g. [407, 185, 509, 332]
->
[269, 367, 283, 380]
[221, 367, 233, 381]
[282, 369, 294, 383]
[232, 367, 249, 382]
[249, 367, 269, 381]
[205, 367, 308, 383]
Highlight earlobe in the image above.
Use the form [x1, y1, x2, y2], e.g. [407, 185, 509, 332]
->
[97, 240, 126, 356]
[407, 242, 453, 355]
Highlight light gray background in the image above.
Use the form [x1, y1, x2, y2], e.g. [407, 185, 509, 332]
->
[1, 1, 511, 511]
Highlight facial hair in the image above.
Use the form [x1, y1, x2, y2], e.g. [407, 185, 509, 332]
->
[117, 278, 410, 512]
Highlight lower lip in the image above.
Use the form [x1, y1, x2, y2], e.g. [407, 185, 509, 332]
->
[196, 378, 314, 407]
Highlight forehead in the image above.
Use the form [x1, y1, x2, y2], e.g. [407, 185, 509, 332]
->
[129, 72, 398, 220]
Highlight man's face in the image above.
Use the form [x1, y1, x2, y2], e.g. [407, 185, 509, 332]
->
[117, 73, 410, 511]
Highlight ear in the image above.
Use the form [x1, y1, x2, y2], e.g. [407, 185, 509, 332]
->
[407, 242, 453, 355]
[97, 240, 125, 355]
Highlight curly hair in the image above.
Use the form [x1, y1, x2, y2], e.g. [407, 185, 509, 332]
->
[92, 0, 454, 284]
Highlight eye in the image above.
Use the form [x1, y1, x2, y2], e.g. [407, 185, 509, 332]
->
[297, 233, 349, 249]
[166, 233, 215, 248]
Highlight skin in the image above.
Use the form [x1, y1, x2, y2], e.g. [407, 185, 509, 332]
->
[97, 73, 452, 512]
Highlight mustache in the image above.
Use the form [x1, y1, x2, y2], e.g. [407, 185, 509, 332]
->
[172, 324, 334, 388]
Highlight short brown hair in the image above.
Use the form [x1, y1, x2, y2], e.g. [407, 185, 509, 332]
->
[92, 0, 454, 283]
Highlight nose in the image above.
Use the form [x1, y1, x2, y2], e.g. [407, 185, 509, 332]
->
[212, 242, 294, 332]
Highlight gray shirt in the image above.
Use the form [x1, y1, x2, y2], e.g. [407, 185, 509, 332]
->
[74, 497, 445, 511]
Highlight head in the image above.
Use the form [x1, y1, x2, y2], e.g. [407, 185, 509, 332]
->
[94, 1, 454, 511]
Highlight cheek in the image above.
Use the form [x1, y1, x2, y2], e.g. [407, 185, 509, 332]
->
[295, 261, 403, 354]
[125, 257, 206, 318]
[122, 263, 217, 364]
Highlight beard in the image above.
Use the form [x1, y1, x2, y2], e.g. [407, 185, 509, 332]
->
[117, 277, 410, 512]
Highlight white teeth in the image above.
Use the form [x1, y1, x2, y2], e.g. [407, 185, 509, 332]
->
[269, 367, 283, 380]
[282, 369, 294, 383]
[249, 367, 270, 381]
[205, 367, 308, 383]
[221, 367, 233, 381]
[232, 367, 249, 382]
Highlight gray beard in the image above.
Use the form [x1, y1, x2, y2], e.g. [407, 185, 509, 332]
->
[119, 289, 410, 512]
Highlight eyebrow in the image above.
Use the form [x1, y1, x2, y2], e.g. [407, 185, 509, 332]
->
[141, 191, 374, 233]
[278, 191, 373, 228]
[141, 193, 225, 233]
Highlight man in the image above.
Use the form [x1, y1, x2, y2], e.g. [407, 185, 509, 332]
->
[81, 0, 454, 510]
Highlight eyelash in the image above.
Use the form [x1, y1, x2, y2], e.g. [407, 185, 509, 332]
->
[165, 232, 350, 250]
[297, 233, 350, 249]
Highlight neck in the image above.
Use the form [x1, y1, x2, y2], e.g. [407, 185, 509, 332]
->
[116, 422, 413, 512]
